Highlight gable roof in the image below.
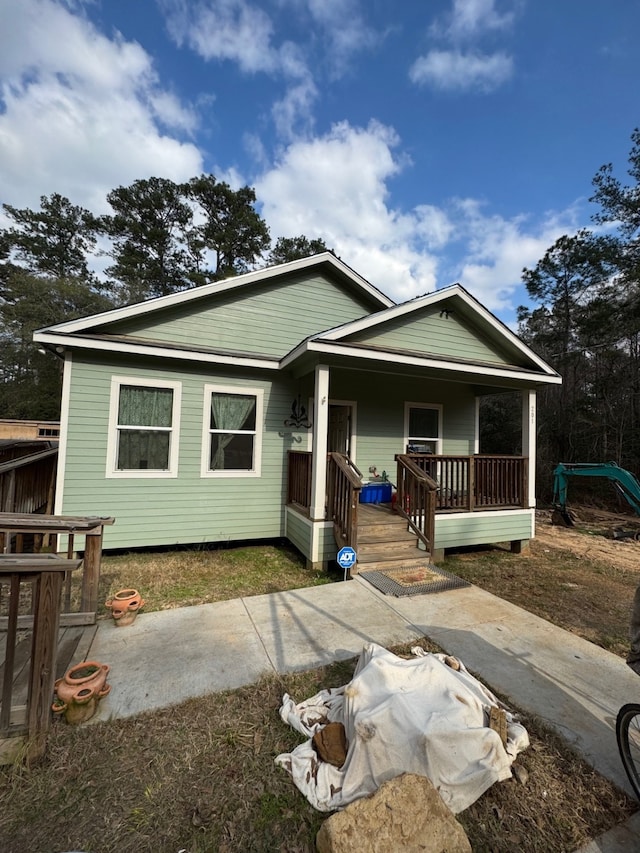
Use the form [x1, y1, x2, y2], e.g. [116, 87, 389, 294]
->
[315, 283, 557, 375]
[34, 256, 560, 387]
[37, 252, 393, 336]
[280, 283, 560, 385]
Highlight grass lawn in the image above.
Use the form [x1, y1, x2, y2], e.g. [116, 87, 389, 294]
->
[96, 541, 334, 616]
[0, 639, 634, 853]
[1, 530, 638, 851]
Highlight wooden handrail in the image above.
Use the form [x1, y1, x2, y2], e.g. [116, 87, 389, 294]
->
[329, 452, 363, 487]
[326, 453, 362, 550]
[395, 455, 438, 555]
[396, 454, 439, 488]
[0, 513, 115, 622]
[0, 556, 81, 761]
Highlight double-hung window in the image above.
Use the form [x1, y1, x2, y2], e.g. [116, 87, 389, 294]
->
[201, 384, 263, 477]
[107, 377, 181, 477]
[405, 403, 442, 455]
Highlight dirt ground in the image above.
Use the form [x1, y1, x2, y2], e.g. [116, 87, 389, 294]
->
[445, 505, 640, 658]
[535, 506, 640, 574]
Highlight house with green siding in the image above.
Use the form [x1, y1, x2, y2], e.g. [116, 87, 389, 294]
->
[34, 253, 560, 570]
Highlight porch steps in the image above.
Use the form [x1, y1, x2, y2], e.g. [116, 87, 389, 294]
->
[357, 541, 421, 562]
[354, 556, 431, 574]
[358, 524, 416, 542]
[354, 502, 425, 576]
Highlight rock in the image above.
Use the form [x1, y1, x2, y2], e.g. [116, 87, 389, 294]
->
[313, 722, 349, 768]
[511, 763, 529, 786]
[316, 773, 471, 853]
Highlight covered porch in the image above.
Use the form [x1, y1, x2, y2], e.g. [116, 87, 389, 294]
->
[278, 282, 555, 571]
[287, 445, 532, 570]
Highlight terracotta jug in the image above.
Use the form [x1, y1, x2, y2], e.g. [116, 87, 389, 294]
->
[105, 588, 145, 627]
[52, 661, 111, 724]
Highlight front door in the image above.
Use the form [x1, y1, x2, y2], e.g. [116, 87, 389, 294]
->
[328, 404, 351, 455]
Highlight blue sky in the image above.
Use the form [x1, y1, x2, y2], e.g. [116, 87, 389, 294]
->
[1, 0, 639, 325]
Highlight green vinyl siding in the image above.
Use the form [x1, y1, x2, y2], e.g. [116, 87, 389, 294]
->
[60, 353, 307, 549]
[434, 510, 533, 550]
[328, 369, 477, 479]
[100, 273, 377, 358]
[343, 308, 518, 366]
[285, 510, 336, 564]
[318, 523, 338, 561]
[285, 508, 312, 559]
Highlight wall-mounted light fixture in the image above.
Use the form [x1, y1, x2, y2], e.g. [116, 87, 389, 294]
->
[439, 308, 452, 319]
[284, 394, 312, 429]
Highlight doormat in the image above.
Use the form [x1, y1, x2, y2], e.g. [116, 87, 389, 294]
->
[359, 565, 470, 597]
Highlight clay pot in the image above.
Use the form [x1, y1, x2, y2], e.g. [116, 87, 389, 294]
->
[52, 661, 111, 724]
[105, 588, 145, 627]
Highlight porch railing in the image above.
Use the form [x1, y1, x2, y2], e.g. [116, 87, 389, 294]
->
[395, 455, 438, 555]
[288, 452, 528, 516]
[326, 453, 363, 550]
[0, 555, 81, 761]
[0, 514, 115, 627]
[405, 454, 527, 511]
[287, 450, 312, 510]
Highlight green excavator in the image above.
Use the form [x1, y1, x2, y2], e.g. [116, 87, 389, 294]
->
[552, 462, 640, 528]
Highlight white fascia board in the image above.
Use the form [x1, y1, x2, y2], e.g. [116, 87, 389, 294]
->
[281, 340, 563, 385]
[34, 331, 280, 371]
[318, 284, 558, 379]
[35, 253, 393, 335]
[317, 285, 462, 340]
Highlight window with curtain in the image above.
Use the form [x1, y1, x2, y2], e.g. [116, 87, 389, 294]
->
[107, 377, 181, 477]
[202, 385, 263, 476]
[117, 385, 174, 470]
[406, 404, 441, 454]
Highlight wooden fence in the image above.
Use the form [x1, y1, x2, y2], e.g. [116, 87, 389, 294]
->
[0, 448, 58, 515]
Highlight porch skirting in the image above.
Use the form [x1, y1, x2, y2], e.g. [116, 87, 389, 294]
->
[285, 507, 334, 570]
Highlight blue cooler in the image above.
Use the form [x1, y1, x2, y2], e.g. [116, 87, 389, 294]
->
[359, 482, 393, 504]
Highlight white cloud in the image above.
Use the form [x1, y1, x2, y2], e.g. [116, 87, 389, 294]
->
[271, 77, 318, 140]
[302, 0, 380, 77]
[255, 120, 580, 316]
[412, 0, 518, 93]
[159, 0, 381, 139]
[256, 121, 451, 300]
[160, 0, 318, 137]
[449, 199, 579, 313]
[0, 0, 202, 212]
[409, 49, 513, 92]
[432, 0, 518, 41]
[161, 0, 279, 74]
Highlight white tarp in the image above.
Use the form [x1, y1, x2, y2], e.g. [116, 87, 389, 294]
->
[276, 643, 529, 814]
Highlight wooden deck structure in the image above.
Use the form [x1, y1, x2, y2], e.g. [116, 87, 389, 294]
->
[0, 514, 114, 763]
[288, 450, 528, 570]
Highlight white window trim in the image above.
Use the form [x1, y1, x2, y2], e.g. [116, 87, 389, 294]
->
[404, 402, 443, 455]
[106, 376, 182, 479]
[201, 383, 264, 478]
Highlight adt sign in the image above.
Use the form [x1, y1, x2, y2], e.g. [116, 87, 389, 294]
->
[337, 546, 357, 571]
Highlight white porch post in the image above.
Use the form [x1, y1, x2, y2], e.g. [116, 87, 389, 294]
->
[310, 364, 330, 520]
[522, 389, 537, 508]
